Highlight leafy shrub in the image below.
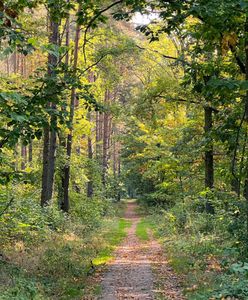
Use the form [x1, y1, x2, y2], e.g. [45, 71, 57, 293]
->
[71, 194, 114, 231]
[0, 194, 67, 246]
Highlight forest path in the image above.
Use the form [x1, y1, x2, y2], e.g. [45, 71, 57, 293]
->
[99, 201, 185, 300]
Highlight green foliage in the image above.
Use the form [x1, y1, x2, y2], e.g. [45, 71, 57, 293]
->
[71, 194, 114, 231]
[2, 0, 248, 298]
[0, 185, 127, 299]
[145, 189, 248, 298]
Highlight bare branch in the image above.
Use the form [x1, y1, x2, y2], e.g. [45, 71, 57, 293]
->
[135, 44, 190, 65]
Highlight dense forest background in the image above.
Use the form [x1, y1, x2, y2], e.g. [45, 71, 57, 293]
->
[1, 0, 248, 299]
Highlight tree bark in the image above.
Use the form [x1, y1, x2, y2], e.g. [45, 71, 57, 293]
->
[86, 73, 95, 197]
[204, 106, 215, 214]
[14, 143, 18, 171]
[87, 112, 94, 198]
[41, 127, 50, 206]
[96, 111, 103, 162]
[58, 12, 70, 209]
[102, 90, 110, 186]
[243, 18, 248, 237]
[41, 15, 59, 207]
[60, 7, 81, 212]
[21, 144, 27, 170]
[28, 142, 33, 164]
[117, 154, 121, 202]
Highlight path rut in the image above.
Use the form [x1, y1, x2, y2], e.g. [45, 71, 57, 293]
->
[99, 202, 185, 300]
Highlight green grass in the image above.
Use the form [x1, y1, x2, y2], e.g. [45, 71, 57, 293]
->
[136, 218, 153, 241]
[93, 218, 131, 265]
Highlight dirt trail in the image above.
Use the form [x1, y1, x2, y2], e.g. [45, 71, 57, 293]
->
[99, 202, 185, 300]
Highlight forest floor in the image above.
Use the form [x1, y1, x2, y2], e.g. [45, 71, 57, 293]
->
[93, 201, 185, 300]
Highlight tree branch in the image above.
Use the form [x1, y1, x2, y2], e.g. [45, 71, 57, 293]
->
[229, 45, 246, 74]
[135, 44, 190, 65]
[156, 95, 219, 112]
[82, 0, 124, 63]
[0, 197, 14, 217]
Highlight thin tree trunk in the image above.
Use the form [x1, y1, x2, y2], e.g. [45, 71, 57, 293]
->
[102, 90, 110, 186]
[231, 158, 240, 195]
[87, 112, 94, 197]
[95, 111, 100, 159]
[87, 73, 95, 197]
[21, 145, 27, 170]
[243, 18, 248, 238]
[47, 126, 57, 200]
[17, 52, 20, 73]
[28, 142, 33, 164]
[113, 137, 117, 178]
[14, 144, 18, 171]
[117, 154, 121, 202]
[6, 56, 9, 75]
[61, 7, 81, 212]
[65, 11, 70, 66]
[96, 111, 103, 162]
[204, 106, 214, 214]
[12, 52, 17, 73]
[41, 126, 51, 206]
[58, 12, 70, 208]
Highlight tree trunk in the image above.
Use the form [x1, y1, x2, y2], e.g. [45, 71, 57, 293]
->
[102, 90, 110, 186]
[6, 56, 9, 75]
[113, 136, 117, 178]
[87, 113, 94, 198]
[14, 143, 18, 171]
[41, 127, 50, 206]
[47, 126, 57, 201]
[41, 15, 59, 207]
[87, 73, 95, 197]
[96, 111, 103, 162]
[21, 144, 27, 170]
[58, 12, 70, 209]
[117, 154, 121, 202]
[12, 52, 17, 73]
[60, 7, 81, 212]
[28, 142, 33, 164]
[243, 18, 248, 238]
[204, 106, 214, 214]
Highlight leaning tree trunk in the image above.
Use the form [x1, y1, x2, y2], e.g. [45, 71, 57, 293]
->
[41, 15, 59, 207]
[204, 105, 215, 214]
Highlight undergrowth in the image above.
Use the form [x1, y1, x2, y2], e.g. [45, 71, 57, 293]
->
[142, 191, 248, 299]
[0, 186, 129, 300]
